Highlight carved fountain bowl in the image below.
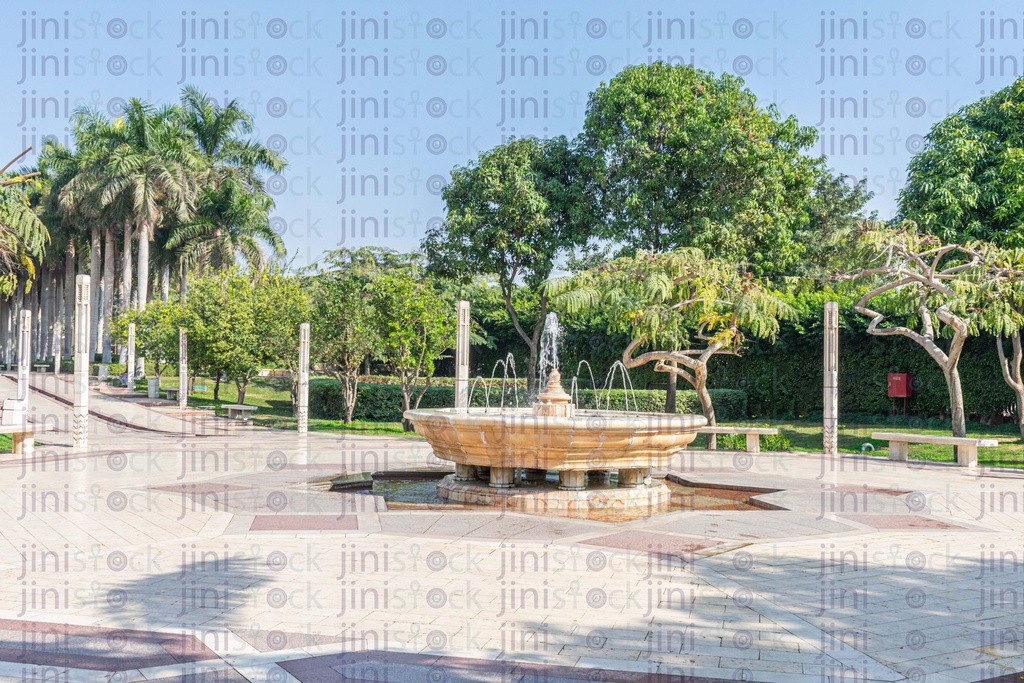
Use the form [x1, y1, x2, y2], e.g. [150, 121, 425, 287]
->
[403, 407, 708, 471]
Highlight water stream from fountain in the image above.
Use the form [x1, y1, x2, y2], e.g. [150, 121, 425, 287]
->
[537, 312, 560, 398]
[462, 313, 643, 414]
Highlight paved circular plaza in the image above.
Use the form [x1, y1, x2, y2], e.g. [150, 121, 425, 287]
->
[0, 373, 1019, 683]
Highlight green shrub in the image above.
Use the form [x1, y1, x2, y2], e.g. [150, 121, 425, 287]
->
[713, 430, 791, 452]
[309, 379, 747, 422]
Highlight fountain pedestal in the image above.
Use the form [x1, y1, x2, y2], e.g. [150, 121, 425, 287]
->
[437, 475, 672, 515]
[405, 351, 707, 515]
[619, 468, 651, 488]
[558, 470, 586, 491]
[489, 467, 515, 489]
[454, 464, 476, 482]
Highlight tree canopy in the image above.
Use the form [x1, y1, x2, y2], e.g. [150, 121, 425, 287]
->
[424, 135, 595, 391]
[582, 62, 818, 274]
[898, 78, 1024, 245]
[549, 248, 792, 426]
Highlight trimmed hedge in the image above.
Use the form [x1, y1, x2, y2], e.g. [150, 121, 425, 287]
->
[309, 379, 746, 422]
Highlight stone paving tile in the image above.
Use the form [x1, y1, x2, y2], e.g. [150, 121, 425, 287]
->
[249, 515, 359, 531]
[4, 378, 1023, 682]
[580, 532, 722, 558]
[839, 513, 970, 529]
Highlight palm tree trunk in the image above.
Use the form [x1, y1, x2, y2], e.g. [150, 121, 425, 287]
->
[64, 242, 75, 359]
[120, 221, 132, 313]
[136, 222, 150, 377]
[179, 262, 188, 303]
[42, 270, 51, 359]
[31, 276, 40, 363]
[40, 272, 51, 361]
[89, 227, 100, 358]
[102, 226, 116, 363]
[161, 263, 170, 302]
[0, 297, 8, 366]
[53, 273, 63, 366]
[15, 283, 24, 364]
[137, 223, 150, 308]
[52, 271, 61, 361]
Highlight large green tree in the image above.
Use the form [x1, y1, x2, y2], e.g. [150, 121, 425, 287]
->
[898, 78, 1024, 245]
[186, 269, 305, 404]
[310, 266, 378, 423]
[423, 135, 595, 393]
[368, 270, 454, 430]
[583, 62, 818, 274]
[549, 248, 792, 437]
[844, 224, 984, 438]
[111, 301, 187, 379]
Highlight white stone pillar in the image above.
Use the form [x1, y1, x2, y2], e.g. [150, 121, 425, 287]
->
[179, 328, 187, 410]
[298, 323, 310, 434]
[73, 275, 90, 451]
[126, 322, 135, 390]
[823, 302, 839, 458]
[455, 301, 470, 409]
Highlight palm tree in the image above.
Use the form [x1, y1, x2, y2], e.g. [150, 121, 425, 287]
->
[44, 115, 124, 363]
[0, 151, 49, 283]
[170, 87, 285, 293]
[165, 178, 284, 275]
[0, 152, 50, 364]
[102, 99, 198, 313]
[60, 100, 198, 373]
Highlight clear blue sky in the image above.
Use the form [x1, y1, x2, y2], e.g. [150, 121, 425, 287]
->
[3, 0, 1021, 269]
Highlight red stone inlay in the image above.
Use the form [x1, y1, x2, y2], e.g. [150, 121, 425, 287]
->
[975, 675, 1024, 683]
[229, 627, 352, 652]
[279, 650, 755, 682]
[249, 515, 358, 531]
[0, 619, 218, 671]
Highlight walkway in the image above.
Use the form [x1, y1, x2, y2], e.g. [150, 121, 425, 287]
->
[0, 372, 1018, 683]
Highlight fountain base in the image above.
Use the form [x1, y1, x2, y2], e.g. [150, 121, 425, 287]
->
[436, 474, 672, 514]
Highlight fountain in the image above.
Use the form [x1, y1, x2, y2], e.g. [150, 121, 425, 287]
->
[403, 308, 708, 514]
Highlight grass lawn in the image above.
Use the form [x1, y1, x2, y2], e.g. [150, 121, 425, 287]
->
[716, 418, 1024, 468]
[166, 376, 412, 437]
[149, 376, 1024, 465]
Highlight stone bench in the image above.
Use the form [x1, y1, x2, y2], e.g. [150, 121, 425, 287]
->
[0, 423, 48, 456]
[222, 404, 257, 421]
[871, 431, 998, 468]
[698, 426, 778, 453]
[164, 387, 180, 401]
[32, 364, 49, 373]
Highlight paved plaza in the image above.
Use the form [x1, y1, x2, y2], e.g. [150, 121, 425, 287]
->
[0, 373, 1022, 683]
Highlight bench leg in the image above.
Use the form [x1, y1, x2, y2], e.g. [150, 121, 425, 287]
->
[889, 441, 909, 461]
[745, 434, 761, 454]
[956, 445, 978, 469]
[12, 432, 31, 457]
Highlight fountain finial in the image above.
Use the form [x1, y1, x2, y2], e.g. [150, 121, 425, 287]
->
[534, 369, 573, 417]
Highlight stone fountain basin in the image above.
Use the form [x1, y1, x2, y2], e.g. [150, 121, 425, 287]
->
[403, 407, 707, 471]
